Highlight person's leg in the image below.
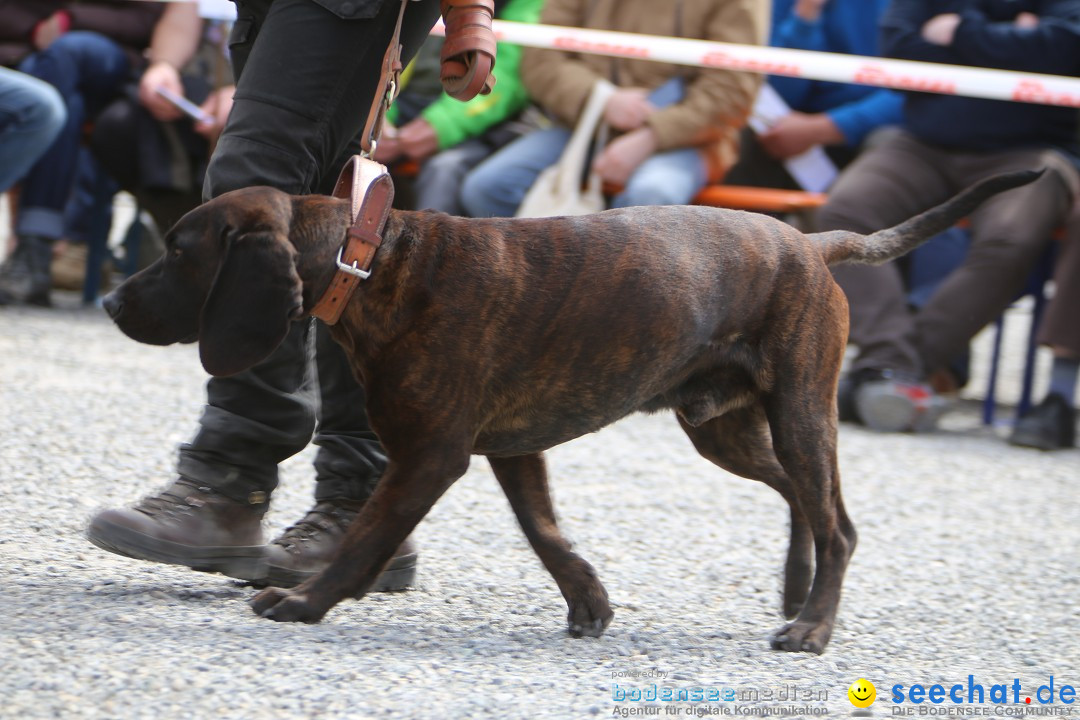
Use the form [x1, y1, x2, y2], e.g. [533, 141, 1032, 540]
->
[207, 0, 442, 198]
[1010, 176, 1080, 450]
[0, 68, 65, 193]
[916, 150, 1077, 374]
[264, 322, 416, 590]
[196, 0, 439, 493]
[459, 127, 570, 217]
[0, 69, 65, 305]
[412, 138, 493, 214]
[609, 147, 707, 208]
[0, 33, 128, 306]
[815, 132, 959, 431]
[88, 0, 442, 583]
[817, 132, 954, 379]
[211, 0, 438, 584]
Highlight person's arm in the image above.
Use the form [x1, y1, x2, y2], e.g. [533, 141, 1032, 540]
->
[138, 3, 204, 123]
[825, 88, 904, 147]
[645, 0, 768, 153]
[880, 0, 965, 63]
[771, 0, 829, 53]
[519, 0, 607, 128]
[950, 10, 1080, 74]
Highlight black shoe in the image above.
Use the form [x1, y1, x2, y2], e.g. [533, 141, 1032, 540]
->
[263, 498, 417, 592]
[0, 235, 53, 306]
[86, 477, 269, 580]
[1009, 393, 1076, 450]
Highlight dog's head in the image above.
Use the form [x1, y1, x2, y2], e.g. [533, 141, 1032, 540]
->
[103, 186, 305, 377]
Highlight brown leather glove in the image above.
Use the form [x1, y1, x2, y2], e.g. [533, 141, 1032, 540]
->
[440, 0, 497, 101]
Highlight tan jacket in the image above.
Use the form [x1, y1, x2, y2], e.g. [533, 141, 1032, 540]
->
[521, 0, 769, 181]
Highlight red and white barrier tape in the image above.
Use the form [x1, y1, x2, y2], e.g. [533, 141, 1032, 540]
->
[434, 19, 1080, 109]
[164, 0, 1080, 109]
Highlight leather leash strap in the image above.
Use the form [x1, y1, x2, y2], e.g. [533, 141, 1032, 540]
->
[310, 156, 395, 325]
[361, 0, 498, 155]
[312, 0, 497, 324]
[440, 0, 497, 101]
[360, 0, 410, 156]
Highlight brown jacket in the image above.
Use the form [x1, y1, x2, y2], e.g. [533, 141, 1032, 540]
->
[521, 0, 769, 181]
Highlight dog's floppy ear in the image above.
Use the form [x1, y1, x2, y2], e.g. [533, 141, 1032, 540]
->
[199, 227, 304, 376]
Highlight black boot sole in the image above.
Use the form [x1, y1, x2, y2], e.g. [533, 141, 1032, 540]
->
[261, 552, 418, 594]
[86, 517, 267, 581]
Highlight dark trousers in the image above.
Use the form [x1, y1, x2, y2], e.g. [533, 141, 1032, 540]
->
[15, 32, 130, 242]
[817, 130, 1078, 379]
[181, 0, 442, 502]
[1039, 215, 1080, 358]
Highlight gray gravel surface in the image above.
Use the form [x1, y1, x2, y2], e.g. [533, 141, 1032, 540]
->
[1, 298, 1078, 720]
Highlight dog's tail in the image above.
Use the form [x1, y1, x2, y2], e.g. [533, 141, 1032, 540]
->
[815, 169, 1044, 266]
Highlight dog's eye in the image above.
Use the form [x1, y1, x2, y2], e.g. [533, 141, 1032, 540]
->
[171, 247, 183, 260]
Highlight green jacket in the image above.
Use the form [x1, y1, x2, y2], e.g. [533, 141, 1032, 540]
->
[392, 0, 543, 150]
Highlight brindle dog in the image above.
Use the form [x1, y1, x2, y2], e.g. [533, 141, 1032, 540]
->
[102, 170, 1038, 653]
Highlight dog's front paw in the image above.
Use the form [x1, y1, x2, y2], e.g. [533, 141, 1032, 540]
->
[250, 586, 328, 624]
[566, 593, 614, 638]
[769, 619, 833, 654]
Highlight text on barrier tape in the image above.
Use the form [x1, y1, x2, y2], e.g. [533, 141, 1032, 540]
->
[430, 20, 1080, 109]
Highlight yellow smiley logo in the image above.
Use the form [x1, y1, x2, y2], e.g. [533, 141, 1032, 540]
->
[848, 678, 876, 708]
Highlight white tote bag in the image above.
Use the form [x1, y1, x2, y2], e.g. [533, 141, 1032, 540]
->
[515, 79, 616, 218]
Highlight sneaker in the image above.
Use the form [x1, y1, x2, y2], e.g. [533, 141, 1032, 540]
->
[854, 371, 947, 433]
[1008, 393, 1076, 450]
[86, 477, 269, 580]
[264, 498, 417, 592]
[837, 368, 887, 424]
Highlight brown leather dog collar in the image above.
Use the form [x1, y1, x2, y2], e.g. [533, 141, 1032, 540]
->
[310, 156, 395, 325]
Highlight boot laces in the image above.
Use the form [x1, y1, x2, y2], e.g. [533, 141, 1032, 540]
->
[272, 501, 360, 551]
[135, 478, 213, 519]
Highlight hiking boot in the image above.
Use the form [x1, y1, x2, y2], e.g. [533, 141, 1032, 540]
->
[854, 371, 947, 433]
[0, 235, 54, 306]
[264, 498, 417, 592]
[86, 477, 269, 580]
[1008, 393, 1076, 451]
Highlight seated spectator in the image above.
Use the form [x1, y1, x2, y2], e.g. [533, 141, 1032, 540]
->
[0, 0, 201, 307]
[91, 18, 234, 234]
[1009, 225, 1079, 450]
[374, 0, 541, 216]
[725, 0, 904, 190]
[0, 67, 65, 194]
[460, 0, 769, 218]
[825, 0, 1080, 433]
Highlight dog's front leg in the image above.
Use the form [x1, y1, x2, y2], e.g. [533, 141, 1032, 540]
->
[488, 454, 613, 637]
[250, 450, 466, 623]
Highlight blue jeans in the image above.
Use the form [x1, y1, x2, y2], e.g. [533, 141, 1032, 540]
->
[15, 32, 130, 241]
[0, 67, 65, 193]
[460, 126, 707, 217]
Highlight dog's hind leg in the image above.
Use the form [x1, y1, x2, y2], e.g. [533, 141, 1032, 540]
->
[677, 405, 814, 621]
[488, 453, 614, 638]
[761, 379, 856, 654]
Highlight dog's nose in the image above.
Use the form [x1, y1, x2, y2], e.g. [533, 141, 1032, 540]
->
[101, 291, 123, 319]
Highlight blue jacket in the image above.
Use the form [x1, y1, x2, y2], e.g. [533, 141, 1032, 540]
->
[768, 0, 904, 147]
[882, 0, 1080, 158]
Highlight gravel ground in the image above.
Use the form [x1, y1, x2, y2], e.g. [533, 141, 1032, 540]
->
[1, 296, 1078, 720]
